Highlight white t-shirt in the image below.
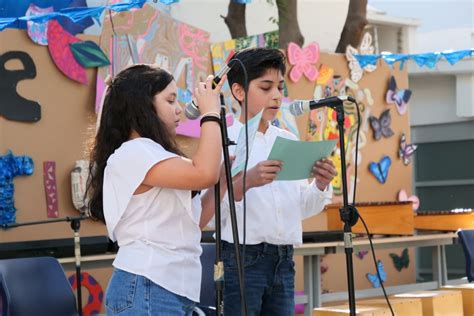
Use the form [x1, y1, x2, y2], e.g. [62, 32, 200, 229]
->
[103, 138, 203, 302]
[218, 121, 333, 246]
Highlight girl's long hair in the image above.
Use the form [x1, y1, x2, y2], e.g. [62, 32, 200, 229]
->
[87, 64, 182, 223]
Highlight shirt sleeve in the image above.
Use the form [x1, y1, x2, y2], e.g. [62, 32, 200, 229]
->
[300, 180, 333, 219]
[103, 139, 178, 241]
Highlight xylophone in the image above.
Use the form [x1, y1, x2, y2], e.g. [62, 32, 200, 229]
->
[415, 208, 474, 231]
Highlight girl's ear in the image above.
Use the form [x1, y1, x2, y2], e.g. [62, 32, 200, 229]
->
[231, 82, 245, 103]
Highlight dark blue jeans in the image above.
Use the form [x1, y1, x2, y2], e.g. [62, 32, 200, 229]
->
[222, 241, 295, 316]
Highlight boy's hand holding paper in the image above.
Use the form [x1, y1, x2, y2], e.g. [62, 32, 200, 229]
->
[312, 158, 337, 190]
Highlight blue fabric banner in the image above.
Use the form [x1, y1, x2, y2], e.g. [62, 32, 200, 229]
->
[0, 0, 178, 32]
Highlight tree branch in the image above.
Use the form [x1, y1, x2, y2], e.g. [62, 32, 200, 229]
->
[335, 0, 368, 53]
[222, 2, 247, 38]
[277, 0, 304, 49]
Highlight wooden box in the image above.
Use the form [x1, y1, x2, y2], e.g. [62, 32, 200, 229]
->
[414, 213, 474, 231]
[313, 305, 391, 316]
[358, 298, 423, 316]
[310, 202, 415, 235]
[442, 284, 474, 316]
[393, 290, 463, 316]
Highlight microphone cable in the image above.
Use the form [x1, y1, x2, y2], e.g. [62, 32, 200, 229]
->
[227, 57, 249, 316]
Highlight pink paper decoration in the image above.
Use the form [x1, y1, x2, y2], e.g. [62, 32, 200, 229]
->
[287, 42, 320, 82]
[398, 189, 420, 211]
[43, 161, 59, 218]
[47, 20, 88, 84]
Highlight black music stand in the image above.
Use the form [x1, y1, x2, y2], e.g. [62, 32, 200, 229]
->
[2, 215, 89, 316]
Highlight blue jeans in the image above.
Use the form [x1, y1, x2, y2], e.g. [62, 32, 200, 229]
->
[222, 241, 295, 316]
[105, 268, 196, 315]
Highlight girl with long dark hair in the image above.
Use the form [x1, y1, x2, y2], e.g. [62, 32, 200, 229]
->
[87, 64, 225, 315]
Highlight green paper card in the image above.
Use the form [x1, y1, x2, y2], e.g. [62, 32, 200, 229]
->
[268, 137, 337, 181]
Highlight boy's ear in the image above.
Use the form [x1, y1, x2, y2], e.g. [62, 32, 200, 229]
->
[231, 82, 245, 102]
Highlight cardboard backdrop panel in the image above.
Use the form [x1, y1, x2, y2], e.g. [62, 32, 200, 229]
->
[285, 52, 414, 203]
[0, 29, 106, 242]
[286, 52, 416, 291]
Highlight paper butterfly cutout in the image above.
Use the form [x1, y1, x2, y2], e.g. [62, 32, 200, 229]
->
[389, 248, 409, 272]
[47, 20, 88, 84]
[346, 32, 376, 83]
[369, 156, 391, 184]
[356, 250, 369, 260]
[321, 262, 329, 274]
[398, 189, 420, 211]
[287, 42, 320, 82]
[368, 109, 394, 141]
[399, 133, 417, 165]
[26, 4, 53, 46]
[386, 76, 412, 115]
[367, 260, 387, 288]
[316, 64, 334, 85]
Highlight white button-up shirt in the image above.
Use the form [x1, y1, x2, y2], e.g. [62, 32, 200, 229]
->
[219, 121, 332, 246]
[103, 138, 203, 302]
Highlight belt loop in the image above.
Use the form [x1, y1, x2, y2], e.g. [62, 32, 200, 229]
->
[262, 242, 268, 253]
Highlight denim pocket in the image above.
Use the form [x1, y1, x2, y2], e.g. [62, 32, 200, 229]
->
[223, 248, 261, 271]
[105, 269, 138, 313]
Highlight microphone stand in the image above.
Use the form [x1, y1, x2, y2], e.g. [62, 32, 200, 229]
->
[333, 103, 359, 316]
[213, 94, 248, 316]
[2, 215, 89, 316]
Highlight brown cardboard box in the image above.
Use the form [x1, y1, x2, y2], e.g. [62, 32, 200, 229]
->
[358, 298, 423, 316]
[313, 305, 391, 316]
[393, 290, 463, 316]
[442, 284, 474, 316]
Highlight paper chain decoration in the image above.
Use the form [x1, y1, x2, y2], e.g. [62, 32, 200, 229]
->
[355, 49, 474, 69]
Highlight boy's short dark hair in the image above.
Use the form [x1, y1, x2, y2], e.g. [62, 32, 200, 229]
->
[227, 47, 286, 88]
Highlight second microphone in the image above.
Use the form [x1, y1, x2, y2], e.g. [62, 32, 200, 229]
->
[184, 63, 232, 120]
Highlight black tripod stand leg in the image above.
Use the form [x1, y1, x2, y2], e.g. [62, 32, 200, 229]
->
[71, 219, 83, 316]
[216, 103, 247, 315]
[335, 105, 359, 316]
[214, 182, 224, 315]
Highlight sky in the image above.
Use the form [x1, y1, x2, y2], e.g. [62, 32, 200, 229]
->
[369, 0, 474, 32]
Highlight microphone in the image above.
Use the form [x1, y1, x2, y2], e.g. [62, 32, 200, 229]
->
[289, 95, 355, 116]
[184, 63, 232, 120]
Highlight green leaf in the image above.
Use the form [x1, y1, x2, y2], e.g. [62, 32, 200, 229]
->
[69, 41, 110, 68]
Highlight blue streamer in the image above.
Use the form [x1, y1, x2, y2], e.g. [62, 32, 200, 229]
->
[355, 49, 474, 69]
[0, 151, 34, 225]
[0, 0, 179, 32]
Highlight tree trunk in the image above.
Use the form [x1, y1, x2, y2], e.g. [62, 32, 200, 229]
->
[335, 0, 368, 53]
[277, 0, 304, 49]
[221, 2, 247, 38]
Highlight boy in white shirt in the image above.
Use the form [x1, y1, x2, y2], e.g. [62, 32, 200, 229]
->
[221, 48, 336, 315]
